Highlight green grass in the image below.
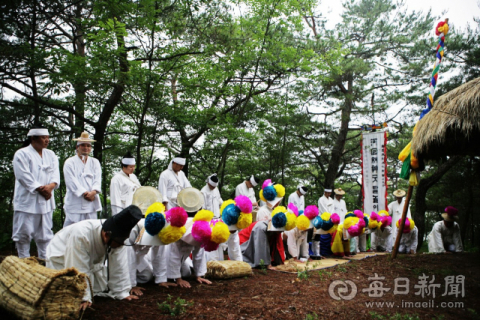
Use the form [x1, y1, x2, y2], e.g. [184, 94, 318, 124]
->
[158, 294, 194, 316]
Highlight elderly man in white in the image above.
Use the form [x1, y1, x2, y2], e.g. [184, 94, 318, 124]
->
[12, 126, 60, 259]
[388, 189, 411, 236]
[110, 152, 141, 215]
[333, 188, 347, 222]
[313, 188, 334, 256]
[427, 206, 463, 253]
[287, 186, 308, 212]
[63, 132, 102, 227]
[235, 175, 260, 208]
[158, 157, 192, 210]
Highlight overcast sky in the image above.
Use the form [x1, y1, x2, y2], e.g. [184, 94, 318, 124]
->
[319, 0, 480, 31]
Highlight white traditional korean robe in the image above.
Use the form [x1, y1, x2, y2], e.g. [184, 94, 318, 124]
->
[201, 184, 223, 218]
[255, 205, 273, 222]
[46, 220, 131, 303]
[63, 155, 102, 226]
[12, 145, 60, 259]
[427, 221, 463, 253]
[206, 232, 242, 262]
[318, 195, 334, 214]
[127, 221, 168, 286]
[284, 227, 309, 259]
[235, 181, 256, 204]
[333, 198, 348, 222]
[388, 199, 412, 236]
[287, 192, 305, 212]
[395, 226, 418, 254]
[158, 162, 191, 210]
[110, 170, 141, 216]
[371, 226, 393, 252]
[166, 227, 207, 280]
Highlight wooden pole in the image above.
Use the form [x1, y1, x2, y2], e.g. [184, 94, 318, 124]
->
[391, 185, 414, 259]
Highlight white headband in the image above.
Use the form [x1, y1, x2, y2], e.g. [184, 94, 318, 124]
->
[324, 189, 332, 193]
[27, 129, 49, 136]
[207, 174, 218, 187]
[250, 175, 258, 187]
[173, 157, 186, 165]
[122, 158, 135, 165]
[299, 187, 307, 195]
[77, 141, 91, 146]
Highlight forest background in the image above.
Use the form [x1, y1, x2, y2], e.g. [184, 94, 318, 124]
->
[1, 0, 479, 252]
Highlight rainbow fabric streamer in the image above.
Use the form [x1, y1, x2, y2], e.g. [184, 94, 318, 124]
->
[398, 19, 449, 182]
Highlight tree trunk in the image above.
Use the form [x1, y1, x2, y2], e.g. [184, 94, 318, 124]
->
[324, 77, 353, 188]
[72, 3, 86, 136]
[414, 156, 462, 251]
[460, 156, 473, 245]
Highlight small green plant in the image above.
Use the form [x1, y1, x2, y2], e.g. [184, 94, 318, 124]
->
[305, 312, 319, 320]
[297, 269, 309, 281]
[337, 266, 347, 273]
[317, 270, 332, 280]
[158, 294, 194, 316]
[259, 259, 267, 274]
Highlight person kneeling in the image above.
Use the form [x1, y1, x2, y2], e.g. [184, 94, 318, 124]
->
[395, 218, 418, 254]
[427, 206, 463, 253]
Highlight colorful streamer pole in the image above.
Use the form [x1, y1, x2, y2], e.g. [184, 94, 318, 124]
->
[392, 19, 449, 259]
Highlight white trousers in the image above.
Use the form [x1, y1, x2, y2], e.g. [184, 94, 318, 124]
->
[12, 211, 53, 259]
[63, 212, 98, 228]
[205, 231, 242, 262]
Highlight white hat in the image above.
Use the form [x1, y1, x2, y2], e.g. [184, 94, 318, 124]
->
[177, 187, 204, 213]
[73, 131, 96, 143]
[132, 187, 163, 215]
[267, 197, 283, 208]
[393, 189, 406, 197]
[27, 128, 49, 136]
[324, 189, 332, 193]
[173, 157, 186, 165]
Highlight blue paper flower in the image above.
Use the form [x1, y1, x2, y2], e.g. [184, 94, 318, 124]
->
[263, 185, 277, 201]
[313, 216, 323, 229]
[272, 212, 287, 228]
[145, 212, 165, 235]
[222, 204, 241, 225]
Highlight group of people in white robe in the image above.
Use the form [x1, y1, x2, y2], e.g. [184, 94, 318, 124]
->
[11, 126, 464, 311]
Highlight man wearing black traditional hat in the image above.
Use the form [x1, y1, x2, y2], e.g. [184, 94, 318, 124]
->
[110, 152, 142, 215]
[46, 205, 143, 311]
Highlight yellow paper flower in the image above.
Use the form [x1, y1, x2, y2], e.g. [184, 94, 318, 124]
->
[145, 202, 165, 217]
[296, 215, 310, 231]
[211, 221, 230, 244]
[220, 199, 236, 215]
[274, 184, 285, 197]
[271, 206, 287, 217]
[194, 209, 214, 222]
[236, 213, 252, 229]
[158, 225, 186, 244]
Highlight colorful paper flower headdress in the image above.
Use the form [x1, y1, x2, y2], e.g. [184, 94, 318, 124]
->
[191, 209, 230, 251]
[396, 217, 415, 234]
[313, 209, 340, 234]
[296, 205, 319, 231]
[220, 196, 253, 230]
[269, 205, 297, 231]
[369, 210, 392, 230]
[259, 179, 285, 205]
[343, 210, 367, 238]
[143, 202, 188, 245]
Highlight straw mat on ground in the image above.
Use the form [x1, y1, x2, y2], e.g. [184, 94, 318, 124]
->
[0, 256, 87, 320]
[206, 260, 253, 279]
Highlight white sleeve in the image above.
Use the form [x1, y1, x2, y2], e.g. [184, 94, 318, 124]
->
[110, 176, 123, 208]
[410, 228, 418, 253]
[107, 246, 132, 300]
[192, 246, 207, 277]
[371, 231, 377, 248]
[92, 160, 102, 193]
[453, 224, 463, 252]
[286, 230, 299, 259]
[13, 152, 42, 193]
[227, 232, 242, 261]
[300, 235, 309, 259]
[158, 173, 168, 203]
[431, 223, 446, 253]
[385, 228, 393, 252]
[50, 153, 61, 188]
[287, 194, 294, 206]
[235, 184, 242, 197]
[166, 241, 183, 279]
[151, 245, 168, 283]
[63, 160, 88, 197]
[127, 246, 137, 287]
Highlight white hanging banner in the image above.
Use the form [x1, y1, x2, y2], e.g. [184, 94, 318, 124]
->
[361, 131, 388, 213]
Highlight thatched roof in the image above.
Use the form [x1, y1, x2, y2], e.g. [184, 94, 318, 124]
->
[411, 77, 480, 160]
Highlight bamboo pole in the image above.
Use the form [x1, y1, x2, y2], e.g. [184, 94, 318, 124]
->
[391, 185, 414, 259]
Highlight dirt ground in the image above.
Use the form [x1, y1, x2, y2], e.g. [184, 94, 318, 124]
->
[1, 252, 479, 320]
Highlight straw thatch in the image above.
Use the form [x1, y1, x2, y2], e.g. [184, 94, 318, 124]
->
[206, 260, 252, 279]
[0, 256, 88, 320]
[412, 77, 480, 160]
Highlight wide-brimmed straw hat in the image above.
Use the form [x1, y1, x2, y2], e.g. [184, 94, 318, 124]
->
[441, 206, 459, 222]
[132, 187, 163, 215]
[334, 188, 345, 195]
[72, 131, 96, 143]
[393, 189, 406, 198]
[177, 187, 204, 213]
